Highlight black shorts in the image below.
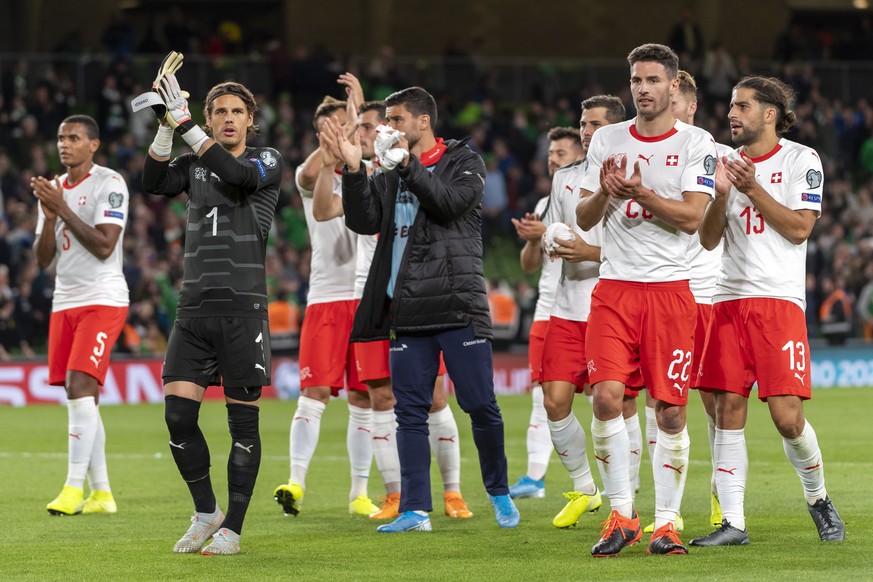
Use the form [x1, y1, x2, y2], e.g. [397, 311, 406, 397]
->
[163, 317, 271, 389]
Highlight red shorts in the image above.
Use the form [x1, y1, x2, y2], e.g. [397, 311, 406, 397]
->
[528, 319, 549, 383]
[299, 300, 365, 393]
[691, 303, 713, 389]
[698, 298, 811, 401]
[48, 305, 128, 386]
[354, 340, 391, 383]
[586, 279, 696, 406]
[540, 317, 588, 392]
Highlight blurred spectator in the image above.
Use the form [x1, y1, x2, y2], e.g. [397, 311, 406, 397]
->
[819, 276, 853, 345]
[667, 6, 705, 62]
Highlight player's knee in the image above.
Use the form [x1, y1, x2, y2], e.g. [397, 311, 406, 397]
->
[543, 392, 571, 420]
[227, 403, 261, 495]
[165, 395, 200, 436]
[368, 382, 395, 410]
[467, 401, 503, 428]
[224, 386, 262, 402]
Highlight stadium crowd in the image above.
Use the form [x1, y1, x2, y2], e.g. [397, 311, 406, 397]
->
[1, 23, 872, 359]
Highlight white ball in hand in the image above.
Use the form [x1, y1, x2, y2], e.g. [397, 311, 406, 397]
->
[543, 222, 576, 254]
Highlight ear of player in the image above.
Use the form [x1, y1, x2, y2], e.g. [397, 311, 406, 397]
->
[130, 51, 190, 118]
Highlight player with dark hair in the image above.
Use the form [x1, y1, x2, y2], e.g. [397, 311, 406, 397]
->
[576, 43, 717, 557]
[142, 73, 281, 555]
[35, 114, 129, 517]
[691, 76, 845, 546]
[324, 85, 519, 532]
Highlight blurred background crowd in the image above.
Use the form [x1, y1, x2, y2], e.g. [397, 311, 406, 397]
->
[1, 6, 872, 361]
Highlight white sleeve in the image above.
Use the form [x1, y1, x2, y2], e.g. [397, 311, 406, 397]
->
[35, 201, 46, 237]
[93, 173, 129, 227]
[788, 148, 824, 217]
[295, 165, 313, 199]
[680, 131, 717, 199]
[580, 132, 605, 194]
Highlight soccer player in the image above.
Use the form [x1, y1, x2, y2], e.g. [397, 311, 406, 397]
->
[640, 69, 727, 535]
[142, 75, 281, 555]
[327, 86, 519, 532]
[576, 43, 717, 556]
[508, 126, 583, 500]
[272, 93, 379, 519]
[690, 76, 845, 546]
[35, 114, 129, 517]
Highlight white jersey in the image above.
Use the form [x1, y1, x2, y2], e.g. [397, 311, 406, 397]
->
[531, 195, 561, 321]
[36, 164, 129, 312]
[296, 166, 356, 305]
[581, 119, 717, 282]
[688, 142, 733, 303]
[544, 161, 602, 322]
[715, 138, 822, 310]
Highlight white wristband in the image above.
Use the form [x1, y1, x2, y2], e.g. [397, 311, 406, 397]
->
[149, 124, 175, 157]
[181, 125, 210, 155]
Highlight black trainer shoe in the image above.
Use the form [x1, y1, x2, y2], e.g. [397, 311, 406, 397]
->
[808, 496, 845, 541]
[591, 509, 642, 558]
[690, 519, 750, 546]
[647, 522, 688, 555]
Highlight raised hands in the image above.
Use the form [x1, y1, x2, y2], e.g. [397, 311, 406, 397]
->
[600, 154, 645, 200]
[510, 212, 546, 241]
[321, 116, 363, 172]
[339, 72, 365, 141]
[720, 155, 758, 195]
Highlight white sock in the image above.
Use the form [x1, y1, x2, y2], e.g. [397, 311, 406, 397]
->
[706, 412, 717, 496]
[652, 427, 690, 529]
[548, 413, 596, 494]
[428, 406, 461, 492]
[625, 413, 642, 495]
[591, 414, 632, 518]
[347, 404, 373, 501]
[86, 407, 110, 492]
[714, 428, 747, 530]
[288, 396, 326, 489]
[644, 405, 657, 461]
[526, 385, 552, 481]
[372, 409, 401, 494]
[65, 396, 99, 489]
[783, 420, 827, 505]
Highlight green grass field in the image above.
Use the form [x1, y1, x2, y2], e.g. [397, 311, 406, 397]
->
[1, 389, 871, 581]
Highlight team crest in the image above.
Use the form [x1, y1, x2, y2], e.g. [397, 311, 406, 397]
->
[806, 169, 822, 189]
[260, 150, 277, 169]
[703, 155, 716, 175]
[108, 192, 124, 208]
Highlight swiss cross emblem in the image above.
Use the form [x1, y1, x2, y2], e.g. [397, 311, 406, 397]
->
[78, 196, 87, 206]
[771, 172, 782, 183]
[666, 155, 679, 166]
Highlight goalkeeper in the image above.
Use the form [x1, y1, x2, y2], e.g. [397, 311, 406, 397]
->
[137, 57, 282, 555]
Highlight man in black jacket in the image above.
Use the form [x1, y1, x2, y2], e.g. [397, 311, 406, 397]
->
[322, 86, 519, 532]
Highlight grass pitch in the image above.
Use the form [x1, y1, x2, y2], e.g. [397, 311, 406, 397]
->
[1, 389, 871, 581]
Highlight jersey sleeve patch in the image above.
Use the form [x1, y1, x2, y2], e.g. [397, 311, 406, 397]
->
[801, 192, 821, 203]
[697, 176, 714, 188]
[249, 157, 267, 179]
[806, 169, 822, 189]
[103, 210, 125, 219]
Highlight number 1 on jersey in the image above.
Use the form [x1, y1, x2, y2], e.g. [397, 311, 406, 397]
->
[206, 207, 218, 236]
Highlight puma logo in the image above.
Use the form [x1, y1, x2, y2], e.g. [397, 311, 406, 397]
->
[638, 154, 653, 165]
[594, 453, 610, 464]
[663, 463, 685, 474]
[804, 461, 822, 471]
[557, 449, 569, 457]
[293, 416, 311, 424]
[716, 467, 736, 475]
[438, 435, 456, 443]
[255, 363, 266, 373]
[373, 434, 390, 441]
[794, 372, 806, 382]
[234, 442, 253, 453]
[90, 355, 102, 368]
[69, 433, 81, 440]
[169, 440, 185, 449]
[630, 449, 640, 456]
[356, 427, 371, 433]
[529, 424, 540, 429]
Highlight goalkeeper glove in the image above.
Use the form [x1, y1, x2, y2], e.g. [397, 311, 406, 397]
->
[130, 51, 189, 119]
[157, 73, 209, 154]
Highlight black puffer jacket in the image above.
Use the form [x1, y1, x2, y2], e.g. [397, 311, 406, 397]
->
[342, 138, 492, 342]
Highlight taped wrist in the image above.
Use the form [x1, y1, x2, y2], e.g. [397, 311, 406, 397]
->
[150, 124, 175, 157]
[177, 123, 209, 155]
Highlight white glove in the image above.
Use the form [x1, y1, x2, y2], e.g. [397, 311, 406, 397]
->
[130, 51, 188, 118]
[157, 73, 209, 153]
[374, 124, 408, 170]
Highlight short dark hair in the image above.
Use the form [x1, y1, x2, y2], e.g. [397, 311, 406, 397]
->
[581, 95, 627, 124]
[204, 81, 260, 137]
[734, 76, 797, 134]
[313, 96, 346, 131]
[676, 70, 698, 101]
[547, 126, 581, 146]
[358, 100, 386, 121]
[61, 115, 99, 140]
[627, 43, 679, 79]
[385, 87, 438, 130]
